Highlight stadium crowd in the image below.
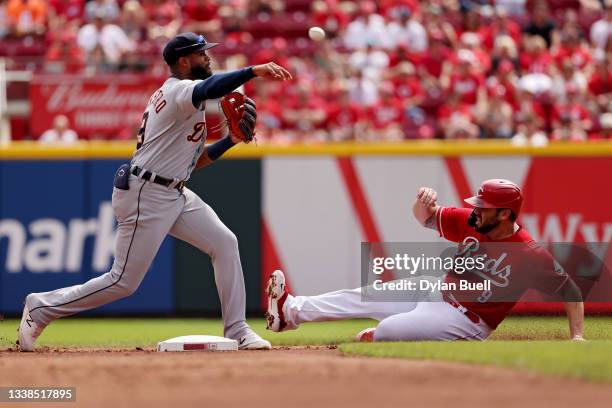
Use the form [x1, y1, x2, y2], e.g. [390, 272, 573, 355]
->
[0, 0, 611, 143]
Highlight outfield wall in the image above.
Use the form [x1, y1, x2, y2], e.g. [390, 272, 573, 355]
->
[1, 141, 611, 315]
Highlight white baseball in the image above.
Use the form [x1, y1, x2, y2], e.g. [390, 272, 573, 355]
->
[308, 26, 326, 42]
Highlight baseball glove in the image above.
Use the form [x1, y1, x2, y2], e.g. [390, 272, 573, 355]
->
[218, 91, 257, 143]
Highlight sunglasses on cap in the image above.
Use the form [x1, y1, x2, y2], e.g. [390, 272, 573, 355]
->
[175, 35, 207, 51]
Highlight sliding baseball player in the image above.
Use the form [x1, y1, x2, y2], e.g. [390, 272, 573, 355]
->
[266, 179, 585, 342]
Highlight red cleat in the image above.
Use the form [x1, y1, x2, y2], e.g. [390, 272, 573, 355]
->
[355, 327, 376, 342]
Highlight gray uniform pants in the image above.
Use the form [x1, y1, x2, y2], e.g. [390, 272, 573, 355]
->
[27, 175, 249, 339]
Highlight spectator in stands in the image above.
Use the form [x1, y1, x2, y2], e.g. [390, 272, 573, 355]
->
[475, 83, 514, 138]
[437, 91, 477, 139]
[558, 9, 584, 41]
[458, 4, 483, 39]
[44, 32, 84, 73]
[589, 2, 612, 50]
[588, 55, 612, 113]
[311, 0, 350, 39]
[520, 35, 554, 73]
[48, 0, 83, 23]
[419, 30, 451, 79]
[84, 0, 119, 23]
[481, 6, 522, 51]
[551, 83, 593, 141]
[514, 86, 548, 128]
[554, 28, 593, 73]
[512, 112, 549, 146]
[523, 0, 557, 48]
[596, 111, 612, 139]
[39, 115, 79, 144]
[183, 0, 222, 36]
[252, 81, 283, 142]
[349, 43, 389, 81]
[347, 68, 379, 107]
[367, 81, 404, 140]
[421, 4, 457, 47]
[551, 57, 588, 102]
[490, 34, 519, 74]
[247, 0, 285, 16]
[145, 0, 182, 40]
[77, 10, 135, 69]
[83, 44, 112, 74]
[7, 0, 48, 36]
[379, 0, 420, 20]
[343, 1, 387, 50]
[121, 0, 148, 42]
[326, 87, 365, 141]
[389, 61, 424, 108]
[487, 59, 518, 107]
[281, 82, 328, 136]
[496, 0, 527, 18]
[440, 49, 486, 105]
[460, 31, 491, 72]
[384, 7, 427, 52]
[446, 116, 480, 139]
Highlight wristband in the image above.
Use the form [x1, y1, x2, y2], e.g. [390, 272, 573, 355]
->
[207, 136, 236, 161]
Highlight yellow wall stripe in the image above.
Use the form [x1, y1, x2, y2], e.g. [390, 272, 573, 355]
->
[1, 140, 612, 160]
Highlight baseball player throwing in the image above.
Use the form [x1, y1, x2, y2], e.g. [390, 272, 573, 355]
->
[266, 179, 585, 342]
[18, 32, 292, 351]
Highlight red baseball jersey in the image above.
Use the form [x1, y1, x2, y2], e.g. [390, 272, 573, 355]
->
[436, 207, 569, 329]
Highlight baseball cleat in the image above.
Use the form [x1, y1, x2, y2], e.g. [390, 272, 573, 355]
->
[265, 270, 288, 332]
[237, 330, 271, 350]
[355, 327, 376, 342]
[18, 304, 45, 352]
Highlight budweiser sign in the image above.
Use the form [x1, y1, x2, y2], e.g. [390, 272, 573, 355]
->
[30, 74, 164, 139]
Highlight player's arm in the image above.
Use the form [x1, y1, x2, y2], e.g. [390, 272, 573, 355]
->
[194, 131, 242, 169]
[191, 62, 292, 107]
[560, 279, 585, 341]
[412, 187, 439, 230]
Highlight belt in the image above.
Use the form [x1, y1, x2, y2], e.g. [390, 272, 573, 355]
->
[442, 293, 481, 325]
[131, 166, 185, 191]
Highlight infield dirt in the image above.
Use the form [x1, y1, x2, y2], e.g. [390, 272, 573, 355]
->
[1, 346, 611, 408]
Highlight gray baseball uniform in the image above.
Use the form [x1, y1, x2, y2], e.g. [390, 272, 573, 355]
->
[26, 76, 250, 340]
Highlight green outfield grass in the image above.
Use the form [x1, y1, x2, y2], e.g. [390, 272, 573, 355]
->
[1, 316, 611, 383]
[340, 341, 612, 383]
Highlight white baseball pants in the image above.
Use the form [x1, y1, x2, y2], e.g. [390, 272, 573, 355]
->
[26, 175, 250, 339]
[282, 280, 492, 341]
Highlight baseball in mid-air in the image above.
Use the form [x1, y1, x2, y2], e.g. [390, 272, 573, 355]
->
[308, 27, 326, 42]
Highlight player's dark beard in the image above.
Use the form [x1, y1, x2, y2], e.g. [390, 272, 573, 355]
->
[191, 64, 212, 80]
[468, 209, 500, 234]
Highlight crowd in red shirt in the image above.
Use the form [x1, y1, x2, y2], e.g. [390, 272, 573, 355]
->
[1, 0, 611, 142]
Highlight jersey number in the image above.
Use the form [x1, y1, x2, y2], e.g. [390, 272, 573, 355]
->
[136, 111, 149, 149]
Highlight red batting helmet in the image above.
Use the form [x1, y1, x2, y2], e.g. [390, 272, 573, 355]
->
[464, 179, 523, 216]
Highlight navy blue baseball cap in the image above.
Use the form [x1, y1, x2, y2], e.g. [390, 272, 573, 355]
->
[163, 32, 219, 65]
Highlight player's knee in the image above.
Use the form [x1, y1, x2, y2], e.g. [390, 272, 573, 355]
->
[113, 279, 139, 298]
[214, 229, 239, 255]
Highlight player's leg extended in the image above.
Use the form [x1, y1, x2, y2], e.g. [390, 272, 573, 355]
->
[266, 270, 435, 331]
[373, 301, 493, 341]
[284, 289, 419, 328]
[26, 180, 185, 326]
[168, 188, 250, 340]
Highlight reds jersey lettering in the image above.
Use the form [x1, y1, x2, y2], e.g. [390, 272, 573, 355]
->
[437, 207, 569, 329]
